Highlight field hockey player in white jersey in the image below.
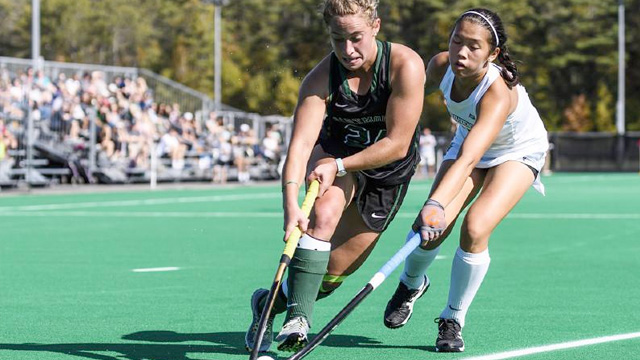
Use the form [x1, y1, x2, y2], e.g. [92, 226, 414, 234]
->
[382, 8, 549, 352]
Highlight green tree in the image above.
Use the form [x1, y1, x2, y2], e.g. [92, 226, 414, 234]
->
[563, 94, 592, 132]
[0, 0, 637, 126]
[594, 81, 616, 132]
[273, 68, 301, 116]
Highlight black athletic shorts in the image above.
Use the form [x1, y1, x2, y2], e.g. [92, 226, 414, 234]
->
[318, 139, 417, 233]
[352, 172, 412, 232]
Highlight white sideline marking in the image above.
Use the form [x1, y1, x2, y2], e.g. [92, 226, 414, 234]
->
[132, 267, 180, 273]
[460, 331, 640, 360]
[0, 192, 279, 212]
[0, 211, 281, 218]
[506, 213, 640, 219]
[1, 211, 640, 220]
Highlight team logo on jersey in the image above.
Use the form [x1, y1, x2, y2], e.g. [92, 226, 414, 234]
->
[451, 113, 473, 130]
[333, 115, 385, 125]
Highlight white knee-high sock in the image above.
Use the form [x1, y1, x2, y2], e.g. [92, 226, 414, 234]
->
[440, 246, 491, 327]
[400, 230, 441, 290]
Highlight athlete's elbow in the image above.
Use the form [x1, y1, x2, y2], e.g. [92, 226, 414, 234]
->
[456, 154, 480, 171]
[389, 142, 410, 162]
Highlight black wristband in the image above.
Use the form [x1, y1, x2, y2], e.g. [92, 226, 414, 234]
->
[426, 198, 444, 210]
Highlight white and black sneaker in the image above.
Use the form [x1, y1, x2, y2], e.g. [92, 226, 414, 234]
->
[383, 275, 429, 328]
[276, 316, 309, 352]
[245, 289, 274, 353]
[435, 318, 465, 352]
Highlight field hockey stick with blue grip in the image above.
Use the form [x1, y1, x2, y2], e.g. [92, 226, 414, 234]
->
[249, 180, 320, 360]
[287, 232, 422, 360]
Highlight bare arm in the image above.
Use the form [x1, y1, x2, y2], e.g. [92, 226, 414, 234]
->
[341, 44, 426, 172]
[281, 56, 330, 237]
[429, 79, 512, 206]
[425, 52, 450, 96]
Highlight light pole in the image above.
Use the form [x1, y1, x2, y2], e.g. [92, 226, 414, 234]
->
[32, 0, 40, 63]
[209, 0, 229, 112]
[27, 0, 41, 186]
[616, 0, 625, 136]
[616, 0, 626, 170]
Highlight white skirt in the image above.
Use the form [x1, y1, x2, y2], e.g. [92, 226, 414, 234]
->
[443, 132, 549, 195]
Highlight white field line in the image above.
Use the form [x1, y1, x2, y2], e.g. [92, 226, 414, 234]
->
[131, 267, 180, 273]
[539, 174, 639, 183]
[388, 174, 634, 190]
[505, 213, 640, 219]
[0, 192, 280, 212]
[1, 211, 640, 220]
[460, 331, 640, 360]
[0, 211, 280, 218]
[0, 173, 635, 212]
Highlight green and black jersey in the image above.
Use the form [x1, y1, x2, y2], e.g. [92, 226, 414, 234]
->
[319, 40, 419, 186]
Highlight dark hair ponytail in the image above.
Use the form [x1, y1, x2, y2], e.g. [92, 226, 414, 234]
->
[496, 44, 519, 88]
[458, 8, 520, 88]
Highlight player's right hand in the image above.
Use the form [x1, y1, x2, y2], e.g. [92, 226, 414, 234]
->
[416, 199, 446, 245]
[307, 158, 338, 197]
[283, 204, 309, 242]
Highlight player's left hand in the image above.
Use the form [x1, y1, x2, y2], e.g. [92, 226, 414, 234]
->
[416, 199, 446, 245]
[307, 158, 338, 197]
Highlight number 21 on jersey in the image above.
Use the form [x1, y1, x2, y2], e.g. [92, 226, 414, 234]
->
[343, 124, 386, 148]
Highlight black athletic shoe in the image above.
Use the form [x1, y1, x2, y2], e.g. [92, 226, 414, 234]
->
[245, 289, 274, 353]
[383, 276, 429, 329]
[435, 318, 465, 352]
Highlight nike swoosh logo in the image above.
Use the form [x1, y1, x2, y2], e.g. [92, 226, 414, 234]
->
[448, 305, 462, 311]
[287, 303, 299, 308]
[371, 212, 386, 219]
[335, 103, 349, 108]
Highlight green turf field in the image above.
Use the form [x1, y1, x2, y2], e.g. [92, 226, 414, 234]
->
[1, 173, 639, 360]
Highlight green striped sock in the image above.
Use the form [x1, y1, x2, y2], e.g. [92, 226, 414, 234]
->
[285, 248, 330, 327]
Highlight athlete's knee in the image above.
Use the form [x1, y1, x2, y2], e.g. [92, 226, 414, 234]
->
[461, 214, 493, 242]
[312, 199, 344, 233]
[317, 273, 348, 300]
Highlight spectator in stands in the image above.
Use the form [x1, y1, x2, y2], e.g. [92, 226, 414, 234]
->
[169, 103, 181, 125]
[9, 78, 24, 103]
[65, 73, 82, 97]
[0, 118, 17, 162]
[179, 112, 197, 151]
[205, 113, 224, 138]
[126, 105, 154, 169]
[261, 123, 282, 164]
[99, 123, 116, 161]
[35, 70, 52, 90]
[22, 67, 34, 88]
[212, 130, 233, 184]
[234, 123, 257, 183]
[157, 126, 186, 170]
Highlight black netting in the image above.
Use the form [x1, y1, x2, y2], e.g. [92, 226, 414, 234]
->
[550, 132, 640, 172]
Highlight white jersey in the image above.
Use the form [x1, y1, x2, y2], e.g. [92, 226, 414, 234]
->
[440, 63, 549, 194]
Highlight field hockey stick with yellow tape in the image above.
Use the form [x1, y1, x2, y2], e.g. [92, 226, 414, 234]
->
[249, 180, 320, 360]
[287, 232, 422, 360]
